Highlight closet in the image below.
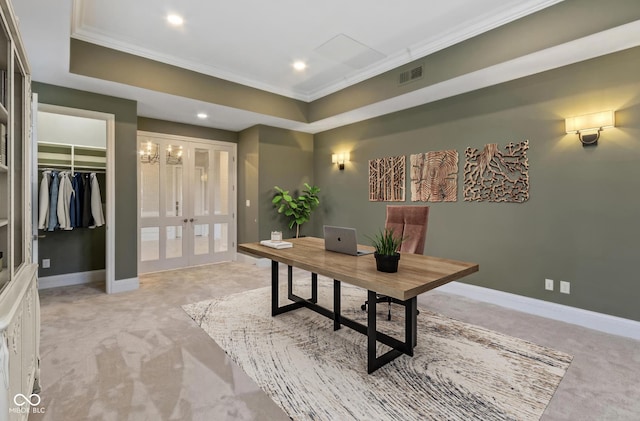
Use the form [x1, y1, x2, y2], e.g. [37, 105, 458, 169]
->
[36, 110, 107, 289]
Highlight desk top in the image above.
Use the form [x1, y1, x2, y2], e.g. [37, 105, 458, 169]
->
[239, 237, 479, 301]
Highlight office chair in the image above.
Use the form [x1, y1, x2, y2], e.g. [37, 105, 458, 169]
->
[361, 205, 429, 320]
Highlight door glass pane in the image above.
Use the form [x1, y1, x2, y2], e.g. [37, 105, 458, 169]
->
[140, 227, 159, 261]
[194, 223, 209, 255]
[194, 148, 209, 217]
[166, 226, 183, 259]
[214, 150, 229, 216]
[214, 223, 228, 252]
[165, 144, 183, 217]
[139, 140, 159, 217]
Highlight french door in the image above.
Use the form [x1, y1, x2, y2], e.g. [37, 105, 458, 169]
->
[138, 132, 236, 273]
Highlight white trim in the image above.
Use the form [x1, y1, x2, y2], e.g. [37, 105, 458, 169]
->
[105, 116, 116, 293]
[38, 269, 105, 290]
[428, 281, 640, 341]
[108, 277, 139, 294]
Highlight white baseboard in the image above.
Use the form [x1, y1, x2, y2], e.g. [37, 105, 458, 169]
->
[39, 270, 105, 290]
[108, 277, 139, 294]
[431, 281, 640, 341]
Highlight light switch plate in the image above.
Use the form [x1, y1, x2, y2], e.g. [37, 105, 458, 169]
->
[545, 278, 554, 291]
[560, 281, 570, 294]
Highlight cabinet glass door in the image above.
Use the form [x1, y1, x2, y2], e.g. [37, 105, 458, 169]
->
[12, 52, 25, 272]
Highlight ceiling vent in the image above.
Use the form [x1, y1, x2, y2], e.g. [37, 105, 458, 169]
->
[399, 64, 424, 85]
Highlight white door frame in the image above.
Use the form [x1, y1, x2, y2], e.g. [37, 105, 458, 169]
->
[137, 131, 236, 273]
[34, 104, 116, 293]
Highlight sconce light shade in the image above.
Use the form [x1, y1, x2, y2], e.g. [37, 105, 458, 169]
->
[331, 152, 350, 170]
[565, 110, 615, 146]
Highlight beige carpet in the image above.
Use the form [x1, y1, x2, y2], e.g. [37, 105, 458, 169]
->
[184, 282, 573, 421]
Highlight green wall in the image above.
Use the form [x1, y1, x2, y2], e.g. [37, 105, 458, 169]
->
[312, 47, 640, 322]
[238, 126, 260, 244]
[257, 126, 314, 240]
[237, 125, 314, 241]
[33, 82, 138, 281]
[138, 117, 238, 143]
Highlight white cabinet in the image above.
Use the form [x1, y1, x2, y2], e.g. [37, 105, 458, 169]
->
[0, 0, 40, 420]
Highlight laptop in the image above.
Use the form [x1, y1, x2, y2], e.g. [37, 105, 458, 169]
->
[323, 225, 374, 256]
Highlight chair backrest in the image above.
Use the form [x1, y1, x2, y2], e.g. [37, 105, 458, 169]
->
[384, 205, 429, 254]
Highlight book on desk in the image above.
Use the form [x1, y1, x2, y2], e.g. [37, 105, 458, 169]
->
[260, 240, 293, 249]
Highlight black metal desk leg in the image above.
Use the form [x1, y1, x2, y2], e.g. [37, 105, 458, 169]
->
[287, 265, 293, 300]
[405, 297, 417, 351]
[333, 280, 341, 330]
[311, 273, 318, 303]
[271, 260, 279, 316]
[367, 290, 377, 374]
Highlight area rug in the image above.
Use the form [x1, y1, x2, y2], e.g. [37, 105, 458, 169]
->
[183, 282, 572, 421]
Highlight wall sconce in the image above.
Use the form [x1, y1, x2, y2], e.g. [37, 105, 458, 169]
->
[565, 110, 615, 146]
[331, 152, 350, 170]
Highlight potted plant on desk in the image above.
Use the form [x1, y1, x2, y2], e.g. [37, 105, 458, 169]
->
[368, 228, 404, 273]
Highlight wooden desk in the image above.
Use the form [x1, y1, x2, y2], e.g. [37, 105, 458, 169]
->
[239, 237, 478, 373]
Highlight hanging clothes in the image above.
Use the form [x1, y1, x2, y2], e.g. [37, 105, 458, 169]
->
[90, 173, 105, 228]
[47, 171, 60, 231]
[38, 171, 51, 230]
[57, 172, 74, 230]
[81, 173, 93, 228]
[70, 173, 82, 228]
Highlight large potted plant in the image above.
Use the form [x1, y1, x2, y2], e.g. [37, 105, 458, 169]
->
[272, 183, 320, 238]
[368, 228, 404, 273]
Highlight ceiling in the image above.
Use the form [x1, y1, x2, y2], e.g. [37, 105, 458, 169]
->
[10, 0, 640, 133]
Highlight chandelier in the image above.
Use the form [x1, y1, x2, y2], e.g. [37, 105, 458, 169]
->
[166, 144, 183, 165]
[139, 141, 159, 164]
[139, 142, 183, 165]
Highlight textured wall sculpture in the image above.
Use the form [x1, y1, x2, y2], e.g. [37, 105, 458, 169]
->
[464, 140, 529, 203]
[410, 150, 458, 202]
[369, 155, 405, 201]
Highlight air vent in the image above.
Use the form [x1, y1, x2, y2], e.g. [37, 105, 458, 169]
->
[399, 64, 424, 85]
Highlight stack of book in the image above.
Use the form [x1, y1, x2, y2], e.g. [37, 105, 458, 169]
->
[259, 240, 293, 249]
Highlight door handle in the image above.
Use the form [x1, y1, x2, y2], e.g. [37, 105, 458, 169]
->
[189, 218, 197, 223]
[183, 219, 188, 223]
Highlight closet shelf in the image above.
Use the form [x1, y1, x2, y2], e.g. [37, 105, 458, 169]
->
[0, 163, 7, 172]
[38, 141, 106, 173]
[0, 219, 7, 228]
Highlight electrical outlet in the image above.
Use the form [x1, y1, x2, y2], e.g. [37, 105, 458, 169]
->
[560, 281, 570, 294]
[545, 278, 554, 291]
[42, 258, 50, 269]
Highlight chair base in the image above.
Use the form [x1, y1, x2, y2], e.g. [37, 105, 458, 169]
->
[361, 295, 420, 320]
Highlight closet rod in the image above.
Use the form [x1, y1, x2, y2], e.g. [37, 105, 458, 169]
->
[38, 166, 106, 174]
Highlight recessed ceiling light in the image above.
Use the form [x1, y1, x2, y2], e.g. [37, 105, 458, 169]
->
[197, 113, 208, 119]
[167, 14, 184, 26]
[293, 61, 307, 71]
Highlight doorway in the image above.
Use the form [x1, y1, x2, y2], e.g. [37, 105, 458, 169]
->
[137, 131, 236, 273]
[32, 103, 116, 292]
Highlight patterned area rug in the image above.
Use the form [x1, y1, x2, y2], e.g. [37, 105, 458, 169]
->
[183, 283, 572, 421]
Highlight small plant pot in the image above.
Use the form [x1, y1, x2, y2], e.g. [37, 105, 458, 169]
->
[374, 252, 400, 273]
